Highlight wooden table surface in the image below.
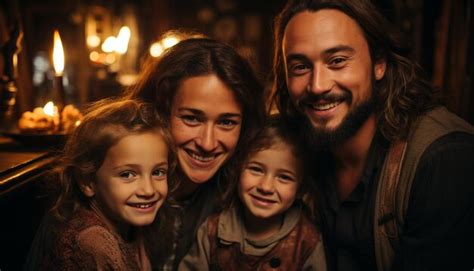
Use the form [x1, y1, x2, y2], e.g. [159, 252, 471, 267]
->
[0, 136, 58, 196]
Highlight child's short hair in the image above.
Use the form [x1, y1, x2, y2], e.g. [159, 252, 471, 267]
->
[244, 114, 308, 171]
[50, 98, 175, 219]
[236, 114, 317, 218]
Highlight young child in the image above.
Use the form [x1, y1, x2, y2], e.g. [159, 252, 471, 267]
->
[179, 115, 326, 271]
[45, 99, 173, 270]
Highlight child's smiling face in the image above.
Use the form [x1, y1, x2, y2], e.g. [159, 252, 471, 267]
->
[84, 131, 169, 233]
[238, 140, 301, 221]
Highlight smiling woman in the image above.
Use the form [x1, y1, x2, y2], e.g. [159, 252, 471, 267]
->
[126, 37, 266, 269]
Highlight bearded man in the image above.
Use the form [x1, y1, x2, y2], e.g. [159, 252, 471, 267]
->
[273, 0, 474, 270]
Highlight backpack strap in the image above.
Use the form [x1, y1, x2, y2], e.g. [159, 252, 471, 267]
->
[374, 140, 407, 271]
[374, 107, 474, 271]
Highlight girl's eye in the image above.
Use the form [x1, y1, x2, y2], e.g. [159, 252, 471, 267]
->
[247, 165, 264, 175]
[152, 168, 167, 179]
[277, 174, 295, 183]
[119, 171, 136, 179]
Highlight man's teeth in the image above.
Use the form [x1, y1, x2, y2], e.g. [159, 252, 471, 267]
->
[189, 152, 215, 162]
[311, 101, 340, 110]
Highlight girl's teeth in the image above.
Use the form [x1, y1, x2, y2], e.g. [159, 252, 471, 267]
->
[131, 203, 152, 208]
[312, 101, 340, 110]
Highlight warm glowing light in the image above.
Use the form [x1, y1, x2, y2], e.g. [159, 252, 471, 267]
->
[43, 101, 57, 117]
[53, 30, 65, 76]
[162, 36, 179, 49]
[89, 51, 100, 62]
[105, 53, 116, 64]
[149, 42, 164, 57]
[86, 35, 101, 48]
[101, 36, 117, 53]
[115, 26, 131, 54]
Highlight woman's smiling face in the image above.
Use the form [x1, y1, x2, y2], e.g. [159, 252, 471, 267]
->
[170, 74, 242, 185]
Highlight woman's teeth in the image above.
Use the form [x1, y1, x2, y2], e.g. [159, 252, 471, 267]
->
[189, 152, 215, 162]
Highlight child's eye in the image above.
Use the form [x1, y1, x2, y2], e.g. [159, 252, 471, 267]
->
[119, 171, 136, 179]
[152, 168, 167, 179]
[277, 174, 295, 183]
[247, 166, 264, 175]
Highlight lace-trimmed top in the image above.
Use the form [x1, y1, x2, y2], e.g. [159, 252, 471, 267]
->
[55, 207, 151, 271]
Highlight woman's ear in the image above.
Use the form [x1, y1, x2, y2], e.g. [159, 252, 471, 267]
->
[79, 180, 95, 197]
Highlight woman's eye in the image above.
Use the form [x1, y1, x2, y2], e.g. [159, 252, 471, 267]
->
[180, 115, 200, 125]
[119, 171, 136, 179]
[218, 119, 239, 129]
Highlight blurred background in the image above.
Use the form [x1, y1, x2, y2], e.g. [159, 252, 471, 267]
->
[1, 0, 473, 123]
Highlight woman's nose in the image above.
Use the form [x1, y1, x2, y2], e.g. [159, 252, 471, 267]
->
[195, 124, 218, 151]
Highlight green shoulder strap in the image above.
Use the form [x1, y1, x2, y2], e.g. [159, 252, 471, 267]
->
[374, 107, 474, 271]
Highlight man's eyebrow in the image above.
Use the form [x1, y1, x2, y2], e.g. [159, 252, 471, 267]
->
[285, 53, 308, 63]
[285, 45, 355, 62]
[323, 45, 355, 56]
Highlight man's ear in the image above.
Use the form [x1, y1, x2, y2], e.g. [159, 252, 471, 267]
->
[374, 58, 387, 80]
[79, 180, 95, 197]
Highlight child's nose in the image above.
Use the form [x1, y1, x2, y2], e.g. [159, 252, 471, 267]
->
[257, 175, 275, 194]
[137, 177, 155, 197]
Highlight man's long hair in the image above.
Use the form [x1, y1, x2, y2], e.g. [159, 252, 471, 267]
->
[272, 0, 439, 142]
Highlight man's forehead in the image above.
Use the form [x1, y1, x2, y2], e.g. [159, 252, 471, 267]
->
[283, 9, 367, 55]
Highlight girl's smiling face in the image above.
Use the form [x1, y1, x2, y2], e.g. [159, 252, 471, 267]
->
[83, 131, 169, 233]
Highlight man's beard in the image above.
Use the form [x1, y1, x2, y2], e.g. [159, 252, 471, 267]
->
[300, 94, 375, 150]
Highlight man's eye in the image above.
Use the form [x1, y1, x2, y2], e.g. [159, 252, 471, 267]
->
[289, 63, 310, 76]
[329, 57, 347, 67]
[119, 171, 136, 179]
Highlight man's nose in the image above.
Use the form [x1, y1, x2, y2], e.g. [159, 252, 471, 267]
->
[307, 66, 333, 95]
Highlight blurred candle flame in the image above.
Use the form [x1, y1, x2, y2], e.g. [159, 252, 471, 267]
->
[53, 30, 65, 76]
[115, 26, 131, 54]
[43, 101, 56, 117]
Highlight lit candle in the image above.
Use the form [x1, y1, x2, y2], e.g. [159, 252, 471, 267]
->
[53, 30, 65, 109]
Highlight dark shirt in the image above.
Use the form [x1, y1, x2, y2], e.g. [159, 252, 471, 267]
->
[317, 132, 474, 271]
